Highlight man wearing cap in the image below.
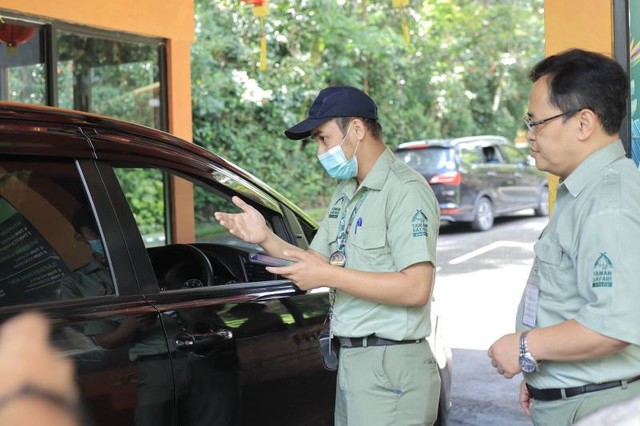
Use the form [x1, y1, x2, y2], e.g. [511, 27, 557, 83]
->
[214, 86, 441, 425]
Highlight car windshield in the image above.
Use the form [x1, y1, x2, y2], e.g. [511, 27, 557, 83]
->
[395, 147, 455, 173]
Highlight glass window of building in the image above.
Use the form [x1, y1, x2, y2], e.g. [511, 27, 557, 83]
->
[0, 21, 46, 105]
[57, 31, 163, 129]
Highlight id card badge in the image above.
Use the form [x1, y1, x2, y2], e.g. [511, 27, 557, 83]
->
[522, 261, 540, 327]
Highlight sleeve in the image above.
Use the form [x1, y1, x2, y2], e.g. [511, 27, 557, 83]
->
[310, 220, 332, 258]
[575, 209, 640, 345]
[386, 179, 440, 272]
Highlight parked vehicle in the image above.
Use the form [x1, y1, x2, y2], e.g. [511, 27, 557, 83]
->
[396, 135, 549, 231]
[0, 102, 451, 426]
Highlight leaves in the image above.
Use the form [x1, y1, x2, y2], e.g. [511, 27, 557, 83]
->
[191, 0, 544, 210]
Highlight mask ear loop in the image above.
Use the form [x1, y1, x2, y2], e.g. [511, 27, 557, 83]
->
[340, 121, 362, 159]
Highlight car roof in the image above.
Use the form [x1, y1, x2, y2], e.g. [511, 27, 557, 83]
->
[0, 101, 316, 226]
[396, 135, 510, 150]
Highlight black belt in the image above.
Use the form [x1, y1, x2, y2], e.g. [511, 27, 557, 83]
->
[337, 335, 424, 348]
[527, 374, 640, 401]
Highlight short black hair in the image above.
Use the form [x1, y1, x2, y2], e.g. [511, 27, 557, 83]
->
[529, 48, 628, 135]
[336, 117, 383, 140]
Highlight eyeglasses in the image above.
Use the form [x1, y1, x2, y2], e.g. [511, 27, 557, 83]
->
[523, 109, 581, 131]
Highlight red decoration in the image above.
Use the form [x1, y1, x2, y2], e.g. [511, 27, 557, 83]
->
[0, 24, 36, 48]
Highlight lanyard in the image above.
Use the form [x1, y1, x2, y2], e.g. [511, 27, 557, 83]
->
[335, 188, 369, 254]
[327, 188, 369, 331]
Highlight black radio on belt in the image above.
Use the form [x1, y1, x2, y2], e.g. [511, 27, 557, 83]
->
[318, 330, 339, 371]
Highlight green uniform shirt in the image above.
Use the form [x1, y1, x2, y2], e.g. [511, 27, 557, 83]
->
[311, 148, 440, 341]
[517, 141, 640, 388]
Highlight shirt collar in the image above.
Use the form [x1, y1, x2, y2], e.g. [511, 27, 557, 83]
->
[561, 140, 626, 197]
[336, 148, 395, 199]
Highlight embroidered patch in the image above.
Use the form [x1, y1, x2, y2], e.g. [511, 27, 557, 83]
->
[411, 209, 429, 237]
[328, 196, 346, 219]
[592, 253, 613, 288]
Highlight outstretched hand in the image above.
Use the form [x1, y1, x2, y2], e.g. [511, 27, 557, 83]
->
[266, 249, 332, 291]
[214, 196, 270, 245]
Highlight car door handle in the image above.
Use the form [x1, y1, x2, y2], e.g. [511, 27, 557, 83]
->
[175, 328, 233, 353]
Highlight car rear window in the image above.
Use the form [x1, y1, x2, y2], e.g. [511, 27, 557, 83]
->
[395, 147, 455, 173]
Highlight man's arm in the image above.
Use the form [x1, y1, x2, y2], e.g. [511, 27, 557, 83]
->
[269, 251, 434, 307]
[326, 261, 434, 306]
[528, 319, 628, 361]
[488, 320, 629, 379]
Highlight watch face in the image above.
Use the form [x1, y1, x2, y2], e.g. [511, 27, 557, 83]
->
[520, 355, 538, 373]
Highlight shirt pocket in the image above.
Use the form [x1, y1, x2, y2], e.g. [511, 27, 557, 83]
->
[533, 237, 573, 295]
[534, 238, 562, 266]
[350, 226, 390, 269]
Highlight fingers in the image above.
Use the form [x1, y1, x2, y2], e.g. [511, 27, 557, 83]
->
[232, 196, 253, 213]
[519, 381, 532, 416]
[0, 312, 49, 351]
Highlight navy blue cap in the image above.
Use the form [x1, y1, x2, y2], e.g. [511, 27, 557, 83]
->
[284, 86, 378, 140]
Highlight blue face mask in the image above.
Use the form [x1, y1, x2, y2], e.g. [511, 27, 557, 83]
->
[88, 239, 106, 258]
[317, 125, 360, 180]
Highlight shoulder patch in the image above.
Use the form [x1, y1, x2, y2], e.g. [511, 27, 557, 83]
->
[592, 252, 613, 288]
[411, 209, 429, 237]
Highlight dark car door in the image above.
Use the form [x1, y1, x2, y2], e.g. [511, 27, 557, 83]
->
[475, 142, 521, 213]
[0, 147, 173, 426]
[88, 127, 336, 426]
[498, 143, 542, 207]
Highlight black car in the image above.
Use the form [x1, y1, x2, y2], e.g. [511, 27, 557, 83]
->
[0, 102, 451, 426]
[396, 135, 548, 231]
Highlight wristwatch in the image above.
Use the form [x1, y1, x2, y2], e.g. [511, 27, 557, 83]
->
[519, 330, 538, 373]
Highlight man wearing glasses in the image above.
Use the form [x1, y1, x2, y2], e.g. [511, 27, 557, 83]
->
[488, 48, 640, 425]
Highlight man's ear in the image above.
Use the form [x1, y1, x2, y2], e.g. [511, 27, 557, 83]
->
[576, 109, 597, 141]
[352, 118, 366, 140]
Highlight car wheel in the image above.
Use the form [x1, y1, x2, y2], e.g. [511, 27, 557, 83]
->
[534, 185, 549, 217]
[471, 197, 494, 231]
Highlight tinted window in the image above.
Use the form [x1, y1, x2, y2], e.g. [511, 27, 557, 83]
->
[0, 161, 115, 306]
[396, 147, 456, 172]
[114, 168, 167, 247]
[114, 167, 258, 248]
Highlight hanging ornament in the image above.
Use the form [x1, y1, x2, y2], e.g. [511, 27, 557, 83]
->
[0, 23, 36, 56]
[391, 0, 411, 45]
[241, 0, 269, 71]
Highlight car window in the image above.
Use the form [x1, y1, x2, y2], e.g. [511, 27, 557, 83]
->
[481, 145, 504, 164]
[458, 144, 483, 165]
[0, 161, 115, 306]
[396, 147, 455, 172]
[500, 144, 528, 165]
[114, 167, 263, 248]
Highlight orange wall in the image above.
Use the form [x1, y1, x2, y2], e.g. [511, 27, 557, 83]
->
[543, 0, 614, 212]
[0, 0, 196, 242]
[0, 0, 194, 42]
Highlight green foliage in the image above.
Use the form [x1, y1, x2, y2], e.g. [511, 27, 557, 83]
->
[191, 0, 544, 211]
